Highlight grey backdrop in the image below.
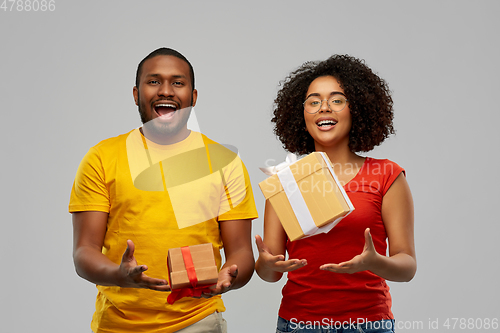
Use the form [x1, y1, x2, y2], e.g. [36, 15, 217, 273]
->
[1, 1, 499, 332]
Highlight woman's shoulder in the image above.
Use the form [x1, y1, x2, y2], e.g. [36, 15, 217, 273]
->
[365, 157, 402, 168]
[363, 157, 405, 176]
[361, 157, 406, 195]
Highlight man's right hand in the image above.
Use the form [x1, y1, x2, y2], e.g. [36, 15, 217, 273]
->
[72, 212, 171, 290]
[117, 240, 171, 291]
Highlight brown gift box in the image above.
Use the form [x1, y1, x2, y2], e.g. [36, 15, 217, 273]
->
[167, 243, 218, 290]
[259, 152, 354, 241]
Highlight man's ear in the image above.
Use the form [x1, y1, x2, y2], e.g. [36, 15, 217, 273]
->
[191, 89, 198, 107]
[133, 86, 139, 106]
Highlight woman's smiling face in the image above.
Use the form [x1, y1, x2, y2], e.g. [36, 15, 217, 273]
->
[303, 75, 352, 151]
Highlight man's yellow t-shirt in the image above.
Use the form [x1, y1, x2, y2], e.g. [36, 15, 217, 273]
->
[69, 129, 258, 333]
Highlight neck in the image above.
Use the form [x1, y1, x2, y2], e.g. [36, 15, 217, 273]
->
[314, 140, 359, 165]
[140, 127, 191, 145]
[315, 141, 366, 182]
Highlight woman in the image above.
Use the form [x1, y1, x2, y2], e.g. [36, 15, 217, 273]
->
[255, 55, 416, 333]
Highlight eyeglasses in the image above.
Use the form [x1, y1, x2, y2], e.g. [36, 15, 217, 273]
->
[303, 95, 348, 114]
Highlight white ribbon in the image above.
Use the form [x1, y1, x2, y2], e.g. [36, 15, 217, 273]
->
[319, 152, 355, 214]
[260, 152, 355, 240]
[276, 167, 318, 236]
[260, 153, 318, 236]
[259, 153, 298, 176]
[291, 153, 354, 239]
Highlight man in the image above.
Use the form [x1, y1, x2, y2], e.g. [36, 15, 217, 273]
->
[70, 48, 258, 332]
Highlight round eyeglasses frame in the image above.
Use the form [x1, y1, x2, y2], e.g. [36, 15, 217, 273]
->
[303, 95, 349, 114]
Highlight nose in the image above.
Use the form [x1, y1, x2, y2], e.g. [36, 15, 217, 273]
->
[158, 82, 174, 97]
[319, 99, 331, 113]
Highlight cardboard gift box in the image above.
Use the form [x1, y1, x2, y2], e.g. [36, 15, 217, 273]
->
[259, 152, 354, 241]
[167, 243, 219, 290]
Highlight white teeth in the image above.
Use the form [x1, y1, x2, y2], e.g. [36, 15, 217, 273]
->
[317, 120, 337, 126]
[155, 103, 177, 109]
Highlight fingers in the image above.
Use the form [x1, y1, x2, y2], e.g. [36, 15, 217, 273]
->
[255, 234, 264, 249]
[129, 264, 148, 277]
[255, 235, 285, 261]
[320, 251, 366, 274]
[205, 264, 240, 296]
[116, 240, 171, 291]
[364, 228, 375, 249]
[222, 265, 238, 289]
[218, 265, 237, 290]
[255, 235, 270, 254]
[228, 264, 238, 278]
[256, 234, 306, 272]
[141, 275, 170, 291]
[122, 240, 135, 262]
[269, 253, 286, 262]
[320, 262, 346, 270]
[364, 227, 372, 242]
[127, 267, 170, 290]
[323, 229, 372, 274]
[201, 283, 221, 298]
[256, 236, 286, 264]
[148, 284, 172, 292]
[320, 262, 355, 273]
[119, 240, 171, 290]
[275, 259, 307, 272]
[121, 240, 145, 277]
[320, 263, 336, 271]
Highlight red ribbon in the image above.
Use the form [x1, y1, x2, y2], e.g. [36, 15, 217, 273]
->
[181, 246, 198, 288]
[167, 246, 216, 305]
[167, 284, 214, 304]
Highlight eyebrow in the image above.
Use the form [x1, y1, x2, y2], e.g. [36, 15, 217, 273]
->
[305, 91, 346, 99]
[145, 74, 188, 79]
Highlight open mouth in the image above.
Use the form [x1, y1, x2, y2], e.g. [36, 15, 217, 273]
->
[316, 119, 338, 128]
[154, 102, 178, 117]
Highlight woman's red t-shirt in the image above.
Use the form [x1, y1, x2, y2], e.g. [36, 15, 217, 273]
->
[279, 157, 405, 324]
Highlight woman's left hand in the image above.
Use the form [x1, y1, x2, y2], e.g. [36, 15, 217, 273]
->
[319, 228, 378, 274]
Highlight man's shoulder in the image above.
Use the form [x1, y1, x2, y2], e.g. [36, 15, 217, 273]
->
[92, 129, 136, 151]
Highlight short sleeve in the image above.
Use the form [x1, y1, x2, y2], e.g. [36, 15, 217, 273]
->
[217, 157, 258, 222]
[381, 159, 405, 196]
[69, 147, 110, 213]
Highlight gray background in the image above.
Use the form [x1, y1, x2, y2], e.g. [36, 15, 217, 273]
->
[1, 0, 499, 332]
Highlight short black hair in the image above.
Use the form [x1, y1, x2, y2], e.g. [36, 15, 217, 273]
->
[272, 54, 394, 154]
[135, 47, 195, 90]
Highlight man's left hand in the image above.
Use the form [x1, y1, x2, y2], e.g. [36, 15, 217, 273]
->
[202, 264, 238, 297]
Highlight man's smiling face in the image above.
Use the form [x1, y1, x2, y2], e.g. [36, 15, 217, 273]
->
[133, 55, 197, 143]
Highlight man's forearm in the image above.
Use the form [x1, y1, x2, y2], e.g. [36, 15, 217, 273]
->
[222, 248, 255, 290]
[73, 245, 121, 286]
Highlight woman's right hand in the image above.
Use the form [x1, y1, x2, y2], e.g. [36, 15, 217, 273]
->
[255, 235, 307, 273]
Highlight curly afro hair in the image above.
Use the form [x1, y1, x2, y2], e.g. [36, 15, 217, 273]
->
[272, 54, 394, 154]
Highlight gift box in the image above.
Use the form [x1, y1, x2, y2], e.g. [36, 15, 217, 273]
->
[167, 243, 218, 290]
[259, 152, 354, 241]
